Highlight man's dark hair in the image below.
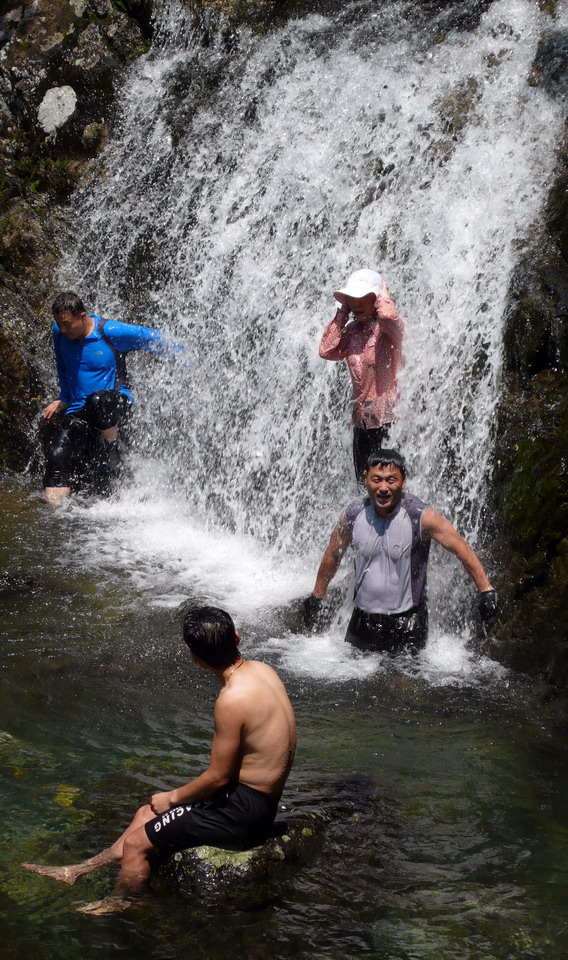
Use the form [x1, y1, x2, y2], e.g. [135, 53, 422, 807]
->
[183, 605, 240, 669]
[365, 449, 407, 478]
[52, 292, 86, 318]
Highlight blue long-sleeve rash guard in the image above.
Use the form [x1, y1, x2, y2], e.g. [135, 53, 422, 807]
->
[54, 315, 188, 413]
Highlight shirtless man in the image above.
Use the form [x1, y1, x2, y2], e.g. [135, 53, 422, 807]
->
[22, 606, 296, 915]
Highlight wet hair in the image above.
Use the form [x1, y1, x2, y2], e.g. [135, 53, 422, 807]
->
[182, 605, 240, 669]
[52, 292, 86, 319]
[365, 449, 407, 478]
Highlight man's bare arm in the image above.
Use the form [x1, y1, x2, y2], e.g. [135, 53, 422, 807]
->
[422, 507, 493, 592]
[311, 516, 351, 598]
[150, 696, 243, 814]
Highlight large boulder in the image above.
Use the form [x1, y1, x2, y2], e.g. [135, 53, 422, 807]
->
[155, 776, 402, 908]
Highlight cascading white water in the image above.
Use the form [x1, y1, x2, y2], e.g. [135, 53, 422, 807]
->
[58, 0, 566, 662]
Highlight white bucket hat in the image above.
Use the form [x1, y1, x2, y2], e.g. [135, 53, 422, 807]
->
[333, 268, 383, 303]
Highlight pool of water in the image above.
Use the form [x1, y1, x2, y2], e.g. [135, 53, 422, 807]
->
[1, 475, 567, 960]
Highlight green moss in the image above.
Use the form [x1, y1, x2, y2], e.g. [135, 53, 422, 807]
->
[192, 845, 257, 868]
[500, 386, 568, 552]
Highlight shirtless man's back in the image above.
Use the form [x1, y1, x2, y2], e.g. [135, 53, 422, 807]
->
[22, 606, 296, 916]
[216, 659, 296, 798]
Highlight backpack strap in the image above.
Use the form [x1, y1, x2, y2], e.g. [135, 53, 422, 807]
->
[97, 318, 130, 391]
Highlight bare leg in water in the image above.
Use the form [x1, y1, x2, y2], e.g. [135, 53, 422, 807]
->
[22, 803, 158, 915]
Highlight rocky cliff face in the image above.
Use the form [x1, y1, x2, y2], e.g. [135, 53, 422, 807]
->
[0, 0, 152, 469]
[487, 29, 568, 694]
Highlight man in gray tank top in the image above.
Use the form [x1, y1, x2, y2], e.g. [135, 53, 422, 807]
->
[302, 451, 497, 653]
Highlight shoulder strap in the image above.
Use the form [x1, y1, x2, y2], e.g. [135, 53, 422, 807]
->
[401, 494, 431, 606]
[97, 318, 130, 390]
[344, 497, 368, 536]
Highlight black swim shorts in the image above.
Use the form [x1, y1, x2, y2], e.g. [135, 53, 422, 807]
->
[345, 601, 428, 653]
[42, 390, 131, 489]
[145, 782, 280, 855]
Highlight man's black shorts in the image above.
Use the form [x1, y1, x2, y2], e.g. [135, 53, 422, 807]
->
[345, 601, 428, 653]
[145, 782, 280, 855]
[42, 390, 131, 489]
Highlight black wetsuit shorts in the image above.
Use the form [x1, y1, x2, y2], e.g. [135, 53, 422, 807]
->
[145, 782, 280, 855]
[345, 600, 428, 653]
[42, 390, 131, 489]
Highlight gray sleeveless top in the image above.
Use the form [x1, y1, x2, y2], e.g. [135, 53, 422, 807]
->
[344, 494, 431, 614]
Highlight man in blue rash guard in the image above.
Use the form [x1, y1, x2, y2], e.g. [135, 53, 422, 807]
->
[42, 291, 189, 504]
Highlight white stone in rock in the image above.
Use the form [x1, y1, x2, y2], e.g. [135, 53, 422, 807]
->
[69, 0, 88, 16]
[37, 86, 77, 134]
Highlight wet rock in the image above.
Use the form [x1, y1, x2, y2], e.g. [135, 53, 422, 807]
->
[1, 199, 63, 288]
[0, 284, 47, 469]
[418, 0, 495, 35]
[81, 121, 109, 150]
[158, 811, 328, 905]
[489, 108, 568, 697]
[155, 777, 405, 916]
[0, 0, 154, 467]
[529, 30, 568, 100]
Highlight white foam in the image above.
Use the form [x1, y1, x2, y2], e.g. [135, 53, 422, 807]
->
[61, 467, 311, 621]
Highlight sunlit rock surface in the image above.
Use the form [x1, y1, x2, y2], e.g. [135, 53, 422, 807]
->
[37, 86, 78, 134]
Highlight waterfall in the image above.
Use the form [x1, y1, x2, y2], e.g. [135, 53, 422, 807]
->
[58, 0, 565, 644]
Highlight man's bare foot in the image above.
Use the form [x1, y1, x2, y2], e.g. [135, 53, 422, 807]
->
[21, 862, 81, 885]
[76, 896, 132, 916]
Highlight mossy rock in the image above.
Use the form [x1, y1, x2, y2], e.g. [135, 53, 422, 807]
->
[157, 811, 328, 905]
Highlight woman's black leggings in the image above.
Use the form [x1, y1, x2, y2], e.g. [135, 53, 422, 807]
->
[352, 424, 391, 483]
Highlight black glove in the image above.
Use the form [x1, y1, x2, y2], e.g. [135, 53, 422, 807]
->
[478, 589, 497, 622]
[302, 594, 323, 628]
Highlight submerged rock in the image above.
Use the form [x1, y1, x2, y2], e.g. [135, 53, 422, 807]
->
[156, 777, 402, 909]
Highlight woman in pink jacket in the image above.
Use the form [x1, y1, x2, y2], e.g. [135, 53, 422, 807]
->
[319, 268, 405, 482]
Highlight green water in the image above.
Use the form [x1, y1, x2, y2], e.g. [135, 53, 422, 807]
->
[1, 477, 567, 960]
